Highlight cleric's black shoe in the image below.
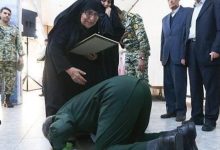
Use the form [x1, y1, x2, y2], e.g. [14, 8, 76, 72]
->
[161, 112, 176, 119]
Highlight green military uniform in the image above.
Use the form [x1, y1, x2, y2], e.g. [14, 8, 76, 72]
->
[0, 24, 23, 94]
[121, 11, 150, 83]
[48, 76, 161, 150]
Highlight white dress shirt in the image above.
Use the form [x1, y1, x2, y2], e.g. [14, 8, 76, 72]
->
[188, 0, 206, 39]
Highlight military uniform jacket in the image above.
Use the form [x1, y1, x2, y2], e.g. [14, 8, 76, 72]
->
[121, 11, 150, 57]
[0, 24, 24, 62]
[48, 76, 151, 150]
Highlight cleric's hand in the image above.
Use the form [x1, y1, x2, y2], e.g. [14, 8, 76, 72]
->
[66, 67, 87, 85]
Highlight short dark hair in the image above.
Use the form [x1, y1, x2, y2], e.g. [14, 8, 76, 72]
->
[0, 7, 11, 13]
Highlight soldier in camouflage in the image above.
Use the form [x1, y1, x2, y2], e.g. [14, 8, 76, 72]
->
[117, 8, 150, 84]
[0, 7, 24, 108]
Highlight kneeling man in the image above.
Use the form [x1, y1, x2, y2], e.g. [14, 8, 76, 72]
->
[43, 76, 198, 150]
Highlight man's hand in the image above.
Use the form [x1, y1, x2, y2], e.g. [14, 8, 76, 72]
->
[181, 59, 186, 65]
[66, 67, 87, 85]
[210, 51, 220, 61]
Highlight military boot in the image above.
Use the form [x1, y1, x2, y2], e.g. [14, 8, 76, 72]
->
[165, 122, 198, 150]
[145, 132, 184, 150]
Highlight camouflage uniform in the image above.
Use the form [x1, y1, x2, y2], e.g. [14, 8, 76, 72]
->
[0, 24, 23, 94]
[121, 11, 150, 83]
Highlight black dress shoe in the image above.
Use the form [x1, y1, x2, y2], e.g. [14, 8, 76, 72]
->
[161, 112, 176, 118]
[177, 122, 198, 150]
[202, 123, 216, 132]
[176, 115, 186, 122]
[145, 132, 184, 150]
[160, 132, 184, 150]
[165, 122, 198, 150]
[183, 117, 203, 125]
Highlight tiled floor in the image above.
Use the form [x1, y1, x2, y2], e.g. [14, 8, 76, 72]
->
[0, 90, 220, 150]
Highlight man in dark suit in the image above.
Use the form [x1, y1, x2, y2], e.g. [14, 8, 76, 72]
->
[185, 0, 220, 131]
[160, 0, 192, 121]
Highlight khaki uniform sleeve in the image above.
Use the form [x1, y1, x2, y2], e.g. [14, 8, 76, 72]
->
[16, 29, 24, 56]
[133, 14, 150, 57]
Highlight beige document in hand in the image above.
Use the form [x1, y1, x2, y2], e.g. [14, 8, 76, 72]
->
[70, 34, 118, 55]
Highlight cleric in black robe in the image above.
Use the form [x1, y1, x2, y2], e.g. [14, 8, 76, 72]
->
[43, 0, 123, 117]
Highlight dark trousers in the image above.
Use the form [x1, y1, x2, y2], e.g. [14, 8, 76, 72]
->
[163, 59, 187, 115]
[188, 41, 220, 126]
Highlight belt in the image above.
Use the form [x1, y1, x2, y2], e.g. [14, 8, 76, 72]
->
[188, 38, 196, 42]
